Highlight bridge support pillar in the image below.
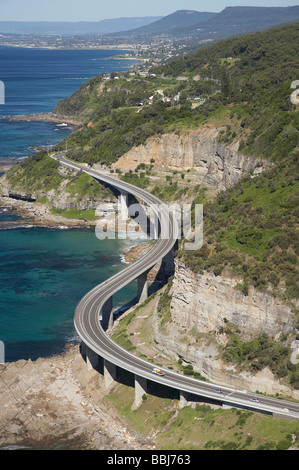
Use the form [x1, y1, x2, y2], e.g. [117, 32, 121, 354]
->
[150, 210, 160, 240]
[137, 271, 148, 304]
[134, 375, 148, 408]
[118, 191, 129, 221]
[101, 296, 113, 331]
[86, 346, 99, 371]
[104, 359, 117, 388]
[179, 390, 190, 409]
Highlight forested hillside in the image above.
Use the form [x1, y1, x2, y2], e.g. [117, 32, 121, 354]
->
[4, 22, 299, 307]
[50, 22, 299, 166]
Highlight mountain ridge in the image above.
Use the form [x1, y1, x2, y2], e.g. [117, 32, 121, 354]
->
[0, 16, 163, 35]
[108, 10, 217, 37]
[107, 5, 299, 41]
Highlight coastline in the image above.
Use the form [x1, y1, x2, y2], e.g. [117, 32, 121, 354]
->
[0, 194, 97, 230]
[0, 50, 151, 450]
[0, 158, 15, 173]
[0, 344, 154, 450]
[0, 112, 82, 126]
[0, 43, 138, 51]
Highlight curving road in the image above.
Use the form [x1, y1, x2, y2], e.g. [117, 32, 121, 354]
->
[53, 155, 299, 420]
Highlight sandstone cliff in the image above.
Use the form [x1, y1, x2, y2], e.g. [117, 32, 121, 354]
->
[112, 127, 271, 191]
[170, 262, 294, 341]
[152, 261, 299, 400]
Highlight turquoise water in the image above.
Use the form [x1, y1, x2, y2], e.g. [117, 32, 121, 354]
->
[0, 47, 141, 362]
[0, 209, 139, 362]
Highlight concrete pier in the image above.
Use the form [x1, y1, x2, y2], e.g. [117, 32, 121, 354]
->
[118, 191, 129, 220]
[104, 359, 117, 388]
[179, 390, 190, 409]
[134, 375, 148, 407]
[137, 272, 148, 304]
[101, 296, 113, 330]
[86, 346, 99, 371]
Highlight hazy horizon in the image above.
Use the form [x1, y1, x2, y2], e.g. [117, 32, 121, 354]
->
[0, 0, 298, 22]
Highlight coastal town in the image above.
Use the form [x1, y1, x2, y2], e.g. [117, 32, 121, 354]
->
[0, 32, 201, 71]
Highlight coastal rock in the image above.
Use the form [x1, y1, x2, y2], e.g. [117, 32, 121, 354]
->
[0, 112, 82, 126]
[170, 262, 294, 340]
[112, 127, 271, 190]
[0, 345, 153, 450]
[0, 165, 117, 226]
[152, 261, 299, 399]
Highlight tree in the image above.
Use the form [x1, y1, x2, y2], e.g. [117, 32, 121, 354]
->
[220, 67, 231, 101]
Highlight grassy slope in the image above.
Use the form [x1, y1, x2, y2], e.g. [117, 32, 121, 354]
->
[3, 151, 114, 206]
[104, 382, 299, 450]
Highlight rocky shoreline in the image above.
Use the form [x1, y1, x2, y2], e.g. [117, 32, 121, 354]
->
[0, 344, 154, 450]
[0, 195, 97, 230]
[0, 158, 16, 173]
[0, 112, 82, 127]
[0, 194, 157, 450]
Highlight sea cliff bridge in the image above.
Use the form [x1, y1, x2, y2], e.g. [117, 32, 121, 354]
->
[52, 154, 299, 420]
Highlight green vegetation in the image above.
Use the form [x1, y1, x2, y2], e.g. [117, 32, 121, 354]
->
[221, 325, 298, 385]
[179, 151, 299, 303]
[157, 22, 299, 161]
[3, 151, 115, 216]
[104, 383, 299, 450]
[120, 171, 150, 189]
[64, 171, 113, 200]
[5, 152, 63, 193]
[50, 207, 97, 221]
[111, 308, 138, 353]
[177, 360, 207, 381]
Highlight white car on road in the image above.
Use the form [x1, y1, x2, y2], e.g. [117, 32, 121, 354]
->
[152, 367, 165, 376]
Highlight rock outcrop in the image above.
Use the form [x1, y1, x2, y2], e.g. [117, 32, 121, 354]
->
[0, 168, 116, 212]
[170, 262, 294, 340]
[152, 261, 299, 400]
[112, 127, 271, 190]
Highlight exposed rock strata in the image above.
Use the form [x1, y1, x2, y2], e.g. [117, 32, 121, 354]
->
[112, 127, 271, 190]
[170, 262, 294, 340]
[152, 261, 299, 400]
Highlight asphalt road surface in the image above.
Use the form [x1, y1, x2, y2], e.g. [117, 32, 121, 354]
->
[53, 155, 299, 420]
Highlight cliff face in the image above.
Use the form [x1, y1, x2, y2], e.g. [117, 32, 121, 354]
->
[170, 262, 294, 340]
[152, 261, 299, 399]
[112, 127, 271, 190]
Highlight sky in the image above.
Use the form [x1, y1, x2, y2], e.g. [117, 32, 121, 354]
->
[0, 0, 298, 21]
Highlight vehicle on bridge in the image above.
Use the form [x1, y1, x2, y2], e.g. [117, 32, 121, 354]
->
[152, 368, 165, 376]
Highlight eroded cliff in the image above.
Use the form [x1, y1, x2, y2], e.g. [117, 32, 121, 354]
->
[152, 260, 299, 400]
[112, 127, 271, 191]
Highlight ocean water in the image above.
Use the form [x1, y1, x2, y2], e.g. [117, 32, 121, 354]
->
[0, 46, 142, 362]
[0, 211, 140, 362]
[0, 46, 134, 159]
